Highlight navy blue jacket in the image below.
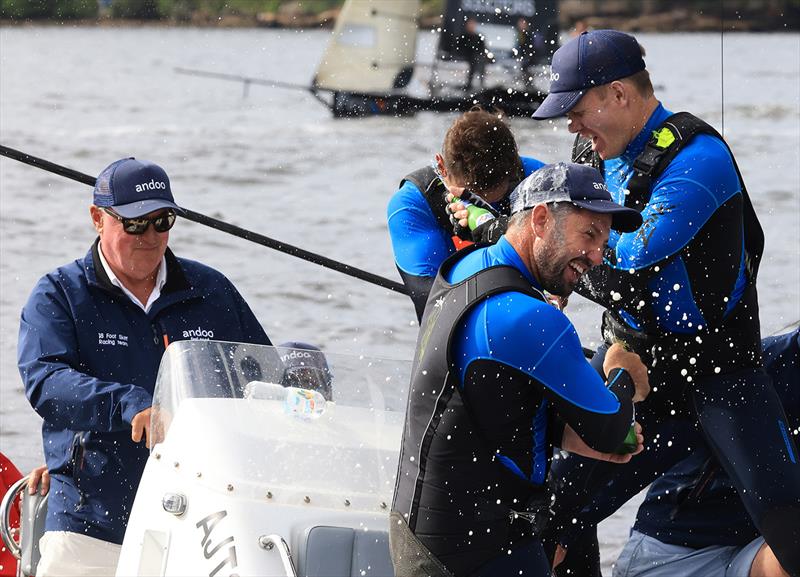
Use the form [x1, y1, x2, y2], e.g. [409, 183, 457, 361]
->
[18, 240, 271, 544]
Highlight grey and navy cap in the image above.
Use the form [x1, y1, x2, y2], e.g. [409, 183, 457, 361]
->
[93, 158, 184, 218]
[533, 30, 646, 119]
[509, 162, 642, 232]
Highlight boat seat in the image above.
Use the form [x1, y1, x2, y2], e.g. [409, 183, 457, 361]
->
[298, 525, 394, 577]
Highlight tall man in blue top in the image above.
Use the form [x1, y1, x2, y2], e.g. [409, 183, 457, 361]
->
[18, 158, 272, 577]
[529, 30, 800, 576]
[387, 107, 545, 320]
[390, 163, 648, 577]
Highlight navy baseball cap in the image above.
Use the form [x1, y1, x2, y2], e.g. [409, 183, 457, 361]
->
[93, 158, 184, 218]
[509, 162, 642, 232]
[533, 30, 646, 119]
[278, 341, 333, 401]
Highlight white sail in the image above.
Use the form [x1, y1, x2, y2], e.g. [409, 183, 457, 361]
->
[314, 0, 420, 93]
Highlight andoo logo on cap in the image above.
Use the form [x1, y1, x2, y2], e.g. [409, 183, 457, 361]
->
[135, 179, 167, 193]
[593, 182, 608, 191]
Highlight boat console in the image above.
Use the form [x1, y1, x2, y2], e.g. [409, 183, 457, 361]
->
[115, 340, 410, 576]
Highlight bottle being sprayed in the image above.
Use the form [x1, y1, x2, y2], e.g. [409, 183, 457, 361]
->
[609, 339, 640, 455]
[283, 387, 327, 420]
[243, 381, 327, 419]
[616, 421, 640, 454]
[464, 201, 495, 230]
[461, 189, 499, 224]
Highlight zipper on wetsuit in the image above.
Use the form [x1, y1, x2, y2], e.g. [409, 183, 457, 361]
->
[508, 509, 537, 524]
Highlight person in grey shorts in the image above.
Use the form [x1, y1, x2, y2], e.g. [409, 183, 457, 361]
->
[614, 532, 770, 577]
[613, 329, 798, 577]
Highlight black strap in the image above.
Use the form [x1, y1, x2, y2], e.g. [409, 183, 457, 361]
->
[626, 112, 704, 210]
[625, 112, 763, 281]
[575, 112, 764, 283]
[404, 246, 547, 529]
[401, 166, 452, 233]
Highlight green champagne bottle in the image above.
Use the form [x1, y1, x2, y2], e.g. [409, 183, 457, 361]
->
[616, 422, 639, 454]
[466, 203, 495, 231]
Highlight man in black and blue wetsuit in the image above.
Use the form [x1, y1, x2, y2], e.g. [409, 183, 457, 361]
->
[390, 162, 648, 577]
[525, 30, 800, 576]
[613, 328, 798, 577]
[387, 107, 545, 320]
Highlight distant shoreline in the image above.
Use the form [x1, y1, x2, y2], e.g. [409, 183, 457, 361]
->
[5, 0, 800, 31]
[1, 0, 797, 33]
[1, 16, 795, 33]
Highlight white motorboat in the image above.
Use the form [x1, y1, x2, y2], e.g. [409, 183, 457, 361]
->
[2, 340, 412, 576]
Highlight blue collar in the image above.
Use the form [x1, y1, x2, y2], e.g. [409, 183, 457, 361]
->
[490, 237, 542, 290]
[620, 102, 673, 164]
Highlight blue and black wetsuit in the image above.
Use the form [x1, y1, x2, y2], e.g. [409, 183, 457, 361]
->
[546, 106, 800, 576]
[633, 329, 798, 549]
[387, 156, 544, 320]
[391, 238, 637, 577]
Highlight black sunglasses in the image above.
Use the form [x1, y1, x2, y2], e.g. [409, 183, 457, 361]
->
[103, 208, 177, 235]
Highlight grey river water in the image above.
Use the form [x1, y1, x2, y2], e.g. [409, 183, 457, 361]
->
[1, 26, 798, 571]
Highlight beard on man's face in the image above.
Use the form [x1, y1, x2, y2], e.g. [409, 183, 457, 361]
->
[534, 228, 592, 297]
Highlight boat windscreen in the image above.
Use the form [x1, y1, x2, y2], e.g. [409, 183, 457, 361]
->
[149, 340, 411, 509]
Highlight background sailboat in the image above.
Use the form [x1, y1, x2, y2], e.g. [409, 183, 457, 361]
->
[310, 0, 555, 116]
[176, 0, 556, 117]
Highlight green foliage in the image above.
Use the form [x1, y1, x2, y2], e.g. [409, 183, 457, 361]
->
[0, 0, 49, 19]
[157, 0, 194, 21]
[55, 0, 97, 18]
[213, 0, 273, 16]
[111, 0, 162, 19]
[222, 0, 342, 16]
[1, 0, 97, 19]
[297, 0, 343, 12]
[154, 0, 285, 19]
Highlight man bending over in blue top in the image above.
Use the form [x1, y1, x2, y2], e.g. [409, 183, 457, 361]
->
[387, 106, 545, 320]
[18, 158, 272, 577]
[390, 163, 648, 577]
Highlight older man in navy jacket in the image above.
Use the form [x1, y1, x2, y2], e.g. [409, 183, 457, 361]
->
[18, 158, 272, 576]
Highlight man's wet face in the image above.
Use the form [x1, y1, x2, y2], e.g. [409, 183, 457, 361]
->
[534, 206, 611, 296]
[566, 86, 630, 160]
